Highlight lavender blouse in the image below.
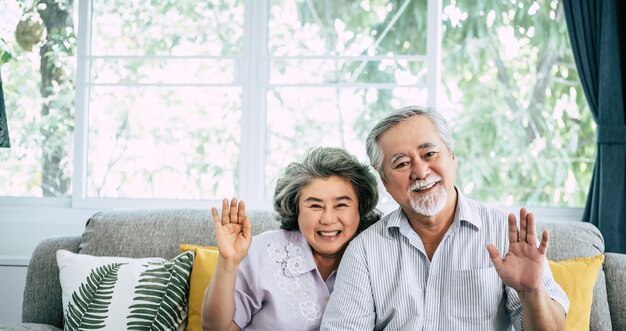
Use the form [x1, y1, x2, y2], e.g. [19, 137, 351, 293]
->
[233, 229, 336, 331]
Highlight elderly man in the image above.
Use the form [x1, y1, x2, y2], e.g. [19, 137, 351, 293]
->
[321, 106, 568, 330]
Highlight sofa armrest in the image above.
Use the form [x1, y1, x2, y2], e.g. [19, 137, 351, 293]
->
[0, 322, 62, 330]
[21, 236, 81, 328]
[605, 252, 626, 331]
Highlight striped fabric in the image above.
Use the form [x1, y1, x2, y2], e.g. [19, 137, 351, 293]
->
[321, 191, 569, 331]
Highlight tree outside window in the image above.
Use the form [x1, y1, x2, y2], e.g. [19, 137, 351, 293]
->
[0, 0, 594, 208]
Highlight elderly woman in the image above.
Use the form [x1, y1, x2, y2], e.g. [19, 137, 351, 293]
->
[201, 147, 380, 331]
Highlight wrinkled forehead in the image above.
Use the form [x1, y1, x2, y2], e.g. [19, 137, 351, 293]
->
[298, 175, 358, 201]
[378, 115, 441, 152]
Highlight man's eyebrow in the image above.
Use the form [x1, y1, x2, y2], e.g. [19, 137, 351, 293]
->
[390, 153, 406, 165]
[418, 142, 436, 150]
[389, 143, 437, 164]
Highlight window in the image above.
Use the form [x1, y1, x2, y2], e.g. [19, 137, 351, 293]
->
[82, 0, 244, 201]
[1, 0, 76, 197]
[441, 0, 594, 207]
[0, 0, 594, 209]
[264, 0, 433, 204]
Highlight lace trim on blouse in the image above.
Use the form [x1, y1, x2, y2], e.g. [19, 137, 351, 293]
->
[266, 232, 324, 331]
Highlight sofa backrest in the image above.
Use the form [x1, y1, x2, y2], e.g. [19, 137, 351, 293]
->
[79, 208, 280, 258]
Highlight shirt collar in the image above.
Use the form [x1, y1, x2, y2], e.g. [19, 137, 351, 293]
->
[286, 231, 318, 276]
[291, 231, 339, 286]
[453, 188, 482, 231]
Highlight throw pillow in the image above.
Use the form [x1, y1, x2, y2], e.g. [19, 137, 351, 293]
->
[179, 244, 219, 331]
[57, 249, 194, 331]
[548, 254, 605, 331]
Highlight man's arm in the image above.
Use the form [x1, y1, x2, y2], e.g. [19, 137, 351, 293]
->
[518, 286, 566, 330]
[320, 240, 376, 331]
[487, 208, 566, 331]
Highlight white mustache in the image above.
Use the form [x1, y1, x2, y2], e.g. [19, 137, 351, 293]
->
[409, 175, 443, 191]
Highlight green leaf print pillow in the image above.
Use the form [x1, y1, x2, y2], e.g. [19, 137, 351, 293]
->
[56, 249, 194, 331]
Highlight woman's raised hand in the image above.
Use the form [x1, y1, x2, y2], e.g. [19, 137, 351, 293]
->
[211, 197, 253, 263]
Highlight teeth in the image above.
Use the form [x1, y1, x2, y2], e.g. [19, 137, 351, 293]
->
[414, 181, 437, 191]
[318, 231, 340, 237]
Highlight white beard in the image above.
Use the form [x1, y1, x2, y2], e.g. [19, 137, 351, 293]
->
[408, 176, 448, 216]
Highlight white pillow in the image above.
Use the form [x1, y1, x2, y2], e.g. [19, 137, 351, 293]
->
[56, 249, 194, 331]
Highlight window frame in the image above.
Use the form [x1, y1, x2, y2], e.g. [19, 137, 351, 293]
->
[0, 0, 584, 221]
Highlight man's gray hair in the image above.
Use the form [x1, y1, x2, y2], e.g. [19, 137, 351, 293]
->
[365, 105, 455, 177]
[274, 147, 381, 233]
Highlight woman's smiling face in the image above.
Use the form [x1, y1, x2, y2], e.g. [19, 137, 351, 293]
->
[297, 176, 360, 258]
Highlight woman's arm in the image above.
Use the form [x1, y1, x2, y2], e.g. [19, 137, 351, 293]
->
[201, 198, 252, 331]
[201, 258, 241, 331]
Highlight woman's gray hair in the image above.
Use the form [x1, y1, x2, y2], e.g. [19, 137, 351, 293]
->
[365, 105, 455, 177]
[274, 147, 381, 233]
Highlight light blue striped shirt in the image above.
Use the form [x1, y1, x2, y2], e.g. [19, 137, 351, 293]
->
[321, 191, 569, 331]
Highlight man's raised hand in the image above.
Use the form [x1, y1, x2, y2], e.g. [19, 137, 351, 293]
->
[487, 208, 550, 293]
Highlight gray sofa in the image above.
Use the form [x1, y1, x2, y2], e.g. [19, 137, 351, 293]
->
[1, 209, 625, 330]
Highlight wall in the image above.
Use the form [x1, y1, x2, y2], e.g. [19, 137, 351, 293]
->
[0, 206, 96, 324]
[0, 263, 27, 323]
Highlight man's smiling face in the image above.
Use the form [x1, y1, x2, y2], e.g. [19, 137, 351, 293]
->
[378, 115, 457, 217]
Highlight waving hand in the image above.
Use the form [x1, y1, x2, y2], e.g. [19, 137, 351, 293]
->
[212, 197, 253, 264]
[487, 208, 549, 293]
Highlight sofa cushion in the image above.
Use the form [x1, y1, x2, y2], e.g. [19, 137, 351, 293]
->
[178, 244, 219, 331]
[538, 221, 612, 331]
[549, 254, 604, 331]
[57, 249, 194, 331]
[79, 209, 280, 259]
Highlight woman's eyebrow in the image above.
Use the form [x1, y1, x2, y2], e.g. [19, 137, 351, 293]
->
[303, 197, 323, 203]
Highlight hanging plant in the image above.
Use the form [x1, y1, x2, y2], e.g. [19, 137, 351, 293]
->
[15, 12, 47, 52]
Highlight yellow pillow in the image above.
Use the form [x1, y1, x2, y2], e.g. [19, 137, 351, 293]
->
[179, 244, 219, 331]
[548, 254, 604, 331]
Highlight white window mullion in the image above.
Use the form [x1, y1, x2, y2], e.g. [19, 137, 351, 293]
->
[239, 0, 270, 209]
[427, 0, 442, 108]
[71, 0, 93, 208]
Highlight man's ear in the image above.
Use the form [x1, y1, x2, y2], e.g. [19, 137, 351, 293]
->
[447, 148, 455, 159]
[380, 173, 391, 192]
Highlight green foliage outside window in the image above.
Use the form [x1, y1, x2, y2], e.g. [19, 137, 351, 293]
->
[0, 0, 594, 207]
[0, 0, 75, 197]
[441, 0, 594, 206]
[291, 0, 593, 207]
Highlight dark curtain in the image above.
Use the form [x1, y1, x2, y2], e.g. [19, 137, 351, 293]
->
[563, 0, 626, 253]
[0, 70, 10, 148]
